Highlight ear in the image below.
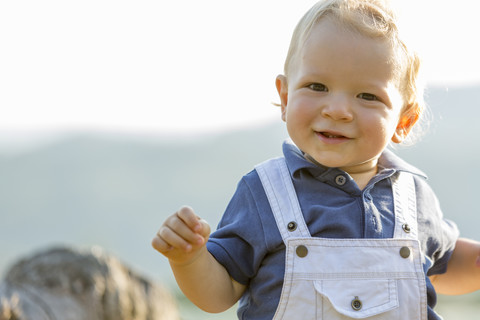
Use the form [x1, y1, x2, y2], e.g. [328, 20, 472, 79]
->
[275, 75, 288, 122]
[392, 104, 419, 143]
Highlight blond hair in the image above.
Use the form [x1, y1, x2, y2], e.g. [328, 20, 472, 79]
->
[283, 0, 426, 143]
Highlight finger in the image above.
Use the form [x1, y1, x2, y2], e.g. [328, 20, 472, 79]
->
[151, 234, 173, 253]
[168, 215, 205, 246]
[157, 226, 194, 252]
[177, 206, 202, 232]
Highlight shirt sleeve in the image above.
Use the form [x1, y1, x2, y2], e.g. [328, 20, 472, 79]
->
[415, 177, 459, 276]
[207, 171, 274, 285]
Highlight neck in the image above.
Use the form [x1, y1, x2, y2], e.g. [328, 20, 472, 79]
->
[303, 153, 379, 190]
[348, 167, 378, 190]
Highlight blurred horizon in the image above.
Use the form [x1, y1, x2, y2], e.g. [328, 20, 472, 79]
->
[2, 82, 480, 157]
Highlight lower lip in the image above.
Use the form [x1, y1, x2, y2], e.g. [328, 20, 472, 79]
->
[315, 132, 350, 145]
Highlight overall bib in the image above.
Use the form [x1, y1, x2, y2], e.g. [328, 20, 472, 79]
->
[255, 157, 427, 320]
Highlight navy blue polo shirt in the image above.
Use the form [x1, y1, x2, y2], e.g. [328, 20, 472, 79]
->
[207, 140, 459, 320]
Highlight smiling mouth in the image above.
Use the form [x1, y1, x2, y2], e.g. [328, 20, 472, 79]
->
[319, 132, 347, 139]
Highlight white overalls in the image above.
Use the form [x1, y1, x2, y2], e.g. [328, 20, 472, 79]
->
[255, 157, 428, 320]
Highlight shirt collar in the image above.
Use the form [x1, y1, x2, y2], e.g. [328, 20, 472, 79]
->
[282, 139, 427, 180]
[378, 148, 427, 179]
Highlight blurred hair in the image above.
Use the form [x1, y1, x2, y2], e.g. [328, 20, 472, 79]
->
[282, 0, 427, 144]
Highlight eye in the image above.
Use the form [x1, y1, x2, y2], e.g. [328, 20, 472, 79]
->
[357, 93, 378, 101]
[308, 83, 328, 92]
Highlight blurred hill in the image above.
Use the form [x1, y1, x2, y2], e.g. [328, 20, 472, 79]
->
[0, 120, 288, 287]
[1, 85, 480, 299]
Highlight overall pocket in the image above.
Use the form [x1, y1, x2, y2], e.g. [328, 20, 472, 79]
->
[314, 279, 399, 319]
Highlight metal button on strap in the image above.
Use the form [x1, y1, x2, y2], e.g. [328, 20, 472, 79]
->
[400, 246, 411, 258]
[296, 245, 308, 258]
[351, 296, 362, 311]
[335, 175, 347, 186]
[287, 221, 297, 232]
[402, 223, 411, 233]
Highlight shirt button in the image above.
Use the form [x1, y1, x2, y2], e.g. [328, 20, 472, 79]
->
[335, 175, 347, 186]
[402, 223, 411, 233]
[400, 246, 411, 258]
[296, 245, 308, 258]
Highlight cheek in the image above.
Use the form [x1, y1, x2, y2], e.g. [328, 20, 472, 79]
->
[285, 105, 311, 140]
[360, 113, 398, 142]
[286, 96, 317, 120]
[286, 105, 310, 129]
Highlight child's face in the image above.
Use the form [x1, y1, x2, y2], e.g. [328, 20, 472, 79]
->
[277, 18, 409, 175]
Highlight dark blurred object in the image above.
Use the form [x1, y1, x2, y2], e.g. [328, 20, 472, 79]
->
[0, 246, 179, 320]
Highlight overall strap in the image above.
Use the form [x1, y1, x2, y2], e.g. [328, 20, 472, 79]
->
[255, 157, 311, 242]
[392, 171, 418, 240]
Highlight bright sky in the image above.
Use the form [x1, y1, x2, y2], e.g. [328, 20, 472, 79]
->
[1, 0, 479, 146]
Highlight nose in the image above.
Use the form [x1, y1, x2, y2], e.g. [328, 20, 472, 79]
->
[321, 94, 354, 122]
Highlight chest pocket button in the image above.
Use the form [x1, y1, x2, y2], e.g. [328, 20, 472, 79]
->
[296, 245, 308, 258]
[399, 246, 411, 258]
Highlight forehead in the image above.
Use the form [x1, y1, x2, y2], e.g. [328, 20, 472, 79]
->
[294, 18, 398, 83]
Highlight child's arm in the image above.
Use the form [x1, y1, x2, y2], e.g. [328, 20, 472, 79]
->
[151, 206, 246, 313]
[430, 238, 480, 295]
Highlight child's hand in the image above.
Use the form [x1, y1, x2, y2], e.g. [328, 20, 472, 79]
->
[152, 206, 211, 265]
